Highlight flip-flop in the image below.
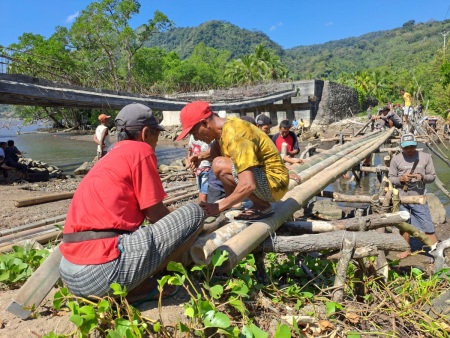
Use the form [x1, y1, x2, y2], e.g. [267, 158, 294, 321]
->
[130, 285, 179, 307]
[234, 208, 274, 221]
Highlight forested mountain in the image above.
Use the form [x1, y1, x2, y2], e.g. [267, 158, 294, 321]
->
[142, 19, 450, 80]
[142, 20, 283, 59]
[284, 19, 450, 80]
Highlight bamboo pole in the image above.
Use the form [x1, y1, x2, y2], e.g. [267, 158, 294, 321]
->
[354, 119, 372, 136]
[0, 214, 66, 237]
[14, 192, 74, 208]
[317, 191, 426, 205]
[288, 133, 386, 189]
[0, 228, 61, 253]
[214, 129, 395, 271]
[0, 223, 62, 245]
[359, 165, 389, 173]
[164, 182, 195, 193]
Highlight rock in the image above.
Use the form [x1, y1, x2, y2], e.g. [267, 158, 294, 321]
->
[169, 159, 184, 167]
[159, 164, 170, 174]
[305, 200, 343, 220]
[74, 162, 93, 175]
[427, 193, 447, 224]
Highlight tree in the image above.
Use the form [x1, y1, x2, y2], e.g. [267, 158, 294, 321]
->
[224, 44, 289, 85]
[69, 0, 173, 91]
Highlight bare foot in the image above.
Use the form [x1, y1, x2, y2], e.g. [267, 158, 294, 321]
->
[396, 251, 412, 259]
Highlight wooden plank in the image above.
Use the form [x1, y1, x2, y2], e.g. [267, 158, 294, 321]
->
[6, 246, 62, 319]
[14, 192, 74, 207]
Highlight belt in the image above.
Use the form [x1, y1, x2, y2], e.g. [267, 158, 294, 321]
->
[62, 230, 129, 243]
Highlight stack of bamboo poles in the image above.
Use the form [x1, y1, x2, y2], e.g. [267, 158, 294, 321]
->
[190, 128, 397, 271]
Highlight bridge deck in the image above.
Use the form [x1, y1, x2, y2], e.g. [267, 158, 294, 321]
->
[0, 74, 297, 111]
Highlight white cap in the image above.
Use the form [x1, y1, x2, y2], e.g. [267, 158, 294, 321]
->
[218, 111, 227, 118]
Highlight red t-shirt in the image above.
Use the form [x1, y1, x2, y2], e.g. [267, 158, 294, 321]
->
[60, 141, 166, 265]
[273, 133, 296, 153]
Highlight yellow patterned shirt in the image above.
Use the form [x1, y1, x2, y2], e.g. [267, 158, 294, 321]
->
[403, 92, 412, 107]
[219, 117, 289, 201]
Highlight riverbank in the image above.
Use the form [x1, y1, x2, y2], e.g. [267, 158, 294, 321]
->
[0, 119, 449, 336]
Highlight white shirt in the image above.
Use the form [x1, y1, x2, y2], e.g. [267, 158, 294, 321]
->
[95, 125, 111, 153]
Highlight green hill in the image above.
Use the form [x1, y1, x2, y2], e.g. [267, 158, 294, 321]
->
[283, 19, 450, 79]
[143, 19, 450, 80]
[142, 20, 283, 59]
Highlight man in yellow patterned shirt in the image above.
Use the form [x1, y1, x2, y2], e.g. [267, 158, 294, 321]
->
[400, 89, 413, 128]
[176, 101, 289, 220]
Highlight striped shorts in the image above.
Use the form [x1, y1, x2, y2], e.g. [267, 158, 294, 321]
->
[231, 164, 275, 202]
[59, 203, 204, 298]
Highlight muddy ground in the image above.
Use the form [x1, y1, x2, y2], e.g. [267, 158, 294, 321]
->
[0, 119, 448, 336]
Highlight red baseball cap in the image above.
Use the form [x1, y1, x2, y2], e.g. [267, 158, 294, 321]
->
[176, 101, 213, 140]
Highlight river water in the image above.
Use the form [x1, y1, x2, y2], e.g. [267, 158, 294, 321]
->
[1, 119, 449, 213]
[0, 119, 187, 172]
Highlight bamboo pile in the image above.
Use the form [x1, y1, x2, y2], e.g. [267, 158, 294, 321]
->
[190, 128, 401, 270]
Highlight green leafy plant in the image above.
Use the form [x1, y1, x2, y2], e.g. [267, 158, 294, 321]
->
[0, 245, 49, 285]
[44, 284, 166, 338]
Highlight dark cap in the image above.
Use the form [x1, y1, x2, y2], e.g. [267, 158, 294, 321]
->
[255, 114, 272, 126]
[379, 106, 390, 114]
[400, 133, 417, 148]
[240, 115, 256, 125]
[115, 103, 165, 131]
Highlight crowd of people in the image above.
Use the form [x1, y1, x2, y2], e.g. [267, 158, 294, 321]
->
[369, 89, 431, 132]
[57, 99, 441, 305]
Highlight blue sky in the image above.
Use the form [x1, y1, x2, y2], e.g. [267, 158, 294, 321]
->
[2, 1, 450, 49]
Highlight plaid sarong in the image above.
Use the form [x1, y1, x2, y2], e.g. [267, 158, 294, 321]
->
[60, 203, 204, 297]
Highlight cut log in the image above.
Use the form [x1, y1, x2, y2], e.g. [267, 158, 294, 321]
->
[14, 192, 74, 208]
[327, 246, 379, 260]
[254, 231, 409, 254]
[333, 235, 355, 302]
[280, 211, 410, 234]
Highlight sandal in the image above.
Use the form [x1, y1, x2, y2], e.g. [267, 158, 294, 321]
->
[234, 207, 274, 221]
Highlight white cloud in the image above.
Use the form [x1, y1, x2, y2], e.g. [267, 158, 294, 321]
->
[66, 11, 80, 23]
[325, 21, 334, 27]
[269, 22, 283, 31]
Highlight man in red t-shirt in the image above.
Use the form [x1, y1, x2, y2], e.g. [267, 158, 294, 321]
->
[59, 103, 204, 305]
[271, 120, 303, 165]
